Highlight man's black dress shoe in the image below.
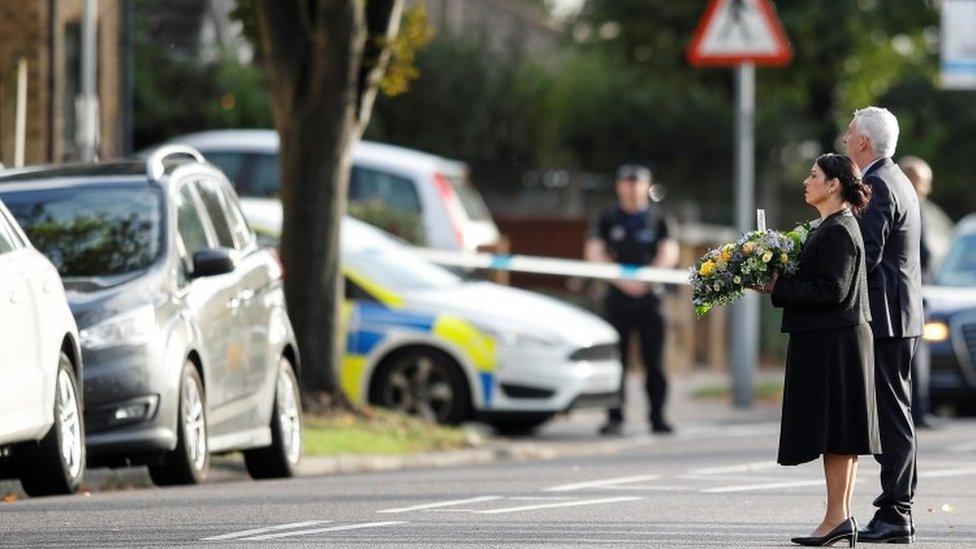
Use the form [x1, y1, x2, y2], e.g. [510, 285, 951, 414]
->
[791, 518, 856, 546]
[858, 517, 914, 544]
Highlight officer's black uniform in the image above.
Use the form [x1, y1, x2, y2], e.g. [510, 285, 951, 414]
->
[591, 204, 676, 429]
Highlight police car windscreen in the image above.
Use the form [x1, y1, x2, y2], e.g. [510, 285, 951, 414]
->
[1, 184, 164, 278]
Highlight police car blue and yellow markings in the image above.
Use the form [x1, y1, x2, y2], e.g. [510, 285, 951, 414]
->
[338, 270, 498, 410]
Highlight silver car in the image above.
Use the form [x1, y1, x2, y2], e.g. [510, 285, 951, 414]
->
[0, 147, 302, 486]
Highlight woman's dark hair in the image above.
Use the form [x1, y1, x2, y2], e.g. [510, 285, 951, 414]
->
[815, 153, 873, 215]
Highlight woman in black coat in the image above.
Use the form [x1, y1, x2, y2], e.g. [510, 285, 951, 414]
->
[754, 154, 881, 547]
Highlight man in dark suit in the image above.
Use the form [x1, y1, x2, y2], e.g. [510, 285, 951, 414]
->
[845, 107, 925, 544]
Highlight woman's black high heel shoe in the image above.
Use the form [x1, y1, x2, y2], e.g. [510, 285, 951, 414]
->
[791, 518, 857, 547]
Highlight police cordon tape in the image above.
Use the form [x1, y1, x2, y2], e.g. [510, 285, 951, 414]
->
[247, 222, 690, 285]
[411, 248, 692, 286]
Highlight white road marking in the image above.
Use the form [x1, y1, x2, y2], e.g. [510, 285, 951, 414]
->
[377, 495, 503, 514]
[703, 479, 823, 493]
[240, 521, 407, 541]
[688, 461, 778, 475]
[543, 474, 660, 492]
[919, 467, 976, 479]
[944, 441, 976, 454]
[508, 496, 578, 501]
[201, 520, 331, 541]
[476, 496, 642, 514]
[603, 484, 692, 491]
[701, 466, 976, 494]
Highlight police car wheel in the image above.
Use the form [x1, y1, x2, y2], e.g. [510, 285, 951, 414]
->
[371, 348, 471, 425]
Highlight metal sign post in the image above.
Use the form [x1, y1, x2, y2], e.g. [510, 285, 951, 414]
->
[687, 0, 792, 408]
[730, 62, 758, 408]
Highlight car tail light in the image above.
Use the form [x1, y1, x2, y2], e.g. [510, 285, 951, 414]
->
[433, 172, 465, 247]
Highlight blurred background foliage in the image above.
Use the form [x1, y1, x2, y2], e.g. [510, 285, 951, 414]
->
[134, 0, 973, 225]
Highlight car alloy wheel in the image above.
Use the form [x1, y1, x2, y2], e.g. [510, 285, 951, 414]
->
[244, 357, 301, 479]
[149, 362, 209, 486]
[182, 373, 207, 473]
[376, 349, 470, 425]
[276, 358, 302, 466]
[18, 352, 85, 497]
[56, 367, 84, 481]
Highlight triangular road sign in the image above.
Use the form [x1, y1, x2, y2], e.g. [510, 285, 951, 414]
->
[687, 0, 793, 67]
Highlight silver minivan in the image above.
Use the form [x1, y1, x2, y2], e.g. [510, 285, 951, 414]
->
[0, 148, 302, 486]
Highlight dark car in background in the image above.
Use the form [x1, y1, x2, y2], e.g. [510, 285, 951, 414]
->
[0, 147, 302, 485]
[922, 214, 976, 413]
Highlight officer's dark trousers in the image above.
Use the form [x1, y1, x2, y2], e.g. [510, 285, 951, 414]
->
[872, 337, 919, 526]
[604, 291, 667, 426]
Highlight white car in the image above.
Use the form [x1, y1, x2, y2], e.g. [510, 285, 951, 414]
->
[0, 199, 85, 496]
[160, 130, 501, 251]
[242, 198, 622, 433]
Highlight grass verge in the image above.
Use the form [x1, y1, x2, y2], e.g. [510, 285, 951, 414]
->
[302, 408, 480, 456]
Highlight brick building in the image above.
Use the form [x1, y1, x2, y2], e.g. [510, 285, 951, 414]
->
[0, 0, 126, 167]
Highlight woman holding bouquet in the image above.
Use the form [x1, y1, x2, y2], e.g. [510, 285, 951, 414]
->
[755, 153, 880, 547]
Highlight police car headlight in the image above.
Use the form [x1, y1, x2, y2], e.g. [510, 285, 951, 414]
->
[80, 305, 157, 350]
[473, 323, 560, 350]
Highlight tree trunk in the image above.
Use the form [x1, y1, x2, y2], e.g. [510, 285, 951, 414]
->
[254, 0, 402, 411]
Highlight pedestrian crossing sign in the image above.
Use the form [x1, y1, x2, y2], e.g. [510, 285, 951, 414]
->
[687, 0, 793, 67]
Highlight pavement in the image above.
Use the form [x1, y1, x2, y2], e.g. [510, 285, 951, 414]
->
[1, 371, 975, 547]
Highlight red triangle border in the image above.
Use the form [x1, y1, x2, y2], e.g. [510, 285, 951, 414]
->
[686, 0, 793, 67]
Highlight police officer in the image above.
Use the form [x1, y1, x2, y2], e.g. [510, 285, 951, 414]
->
[585, 163, 680, 435]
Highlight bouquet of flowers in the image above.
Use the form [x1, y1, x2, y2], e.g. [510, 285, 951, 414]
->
[690, 222, 813, 316]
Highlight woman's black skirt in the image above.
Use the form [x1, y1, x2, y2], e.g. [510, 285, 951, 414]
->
[778, 322, 881, 466]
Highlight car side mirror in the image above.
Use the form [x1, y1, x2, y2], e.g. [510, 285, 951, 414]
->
[191, 248, 236, 278]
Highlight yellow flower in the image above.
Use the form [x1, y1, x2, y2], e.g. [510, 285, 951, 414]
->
[780, 253, 789, 264]
[719, 250, 732, 263]
[742, 241, 755, 255]
[699, 260, 715, 276]
[762, 251, 773, 263]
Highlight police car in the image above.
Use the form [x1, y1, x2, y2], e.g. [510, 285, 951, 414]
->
[242, 198, 622, 433]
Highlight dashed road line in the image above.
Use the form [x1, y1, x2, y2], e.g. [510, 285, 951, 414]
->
[688, 461, 778, 475]
[919, 467, 976, 479]
[377, 495, 503, 514]
[240, 521, 407, 541]
[702, 479, 823, 493]
[476, 496, 642, 514]
[201, 520, 332, 541]
[543, 474, 660, 492]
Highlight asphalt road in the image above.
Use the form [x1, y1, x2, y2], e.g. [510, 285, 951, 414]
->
[2, 410, 975, 548]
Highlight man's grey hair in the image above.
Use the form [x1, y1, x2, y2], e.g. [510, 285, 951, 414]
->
[852, 106, 900, 158]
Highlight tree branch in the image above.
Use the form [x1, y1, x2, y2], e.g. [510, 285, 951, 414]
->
[356, 0, 404, 128]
